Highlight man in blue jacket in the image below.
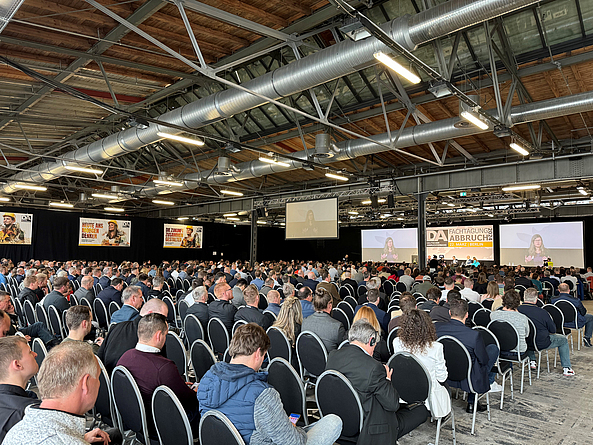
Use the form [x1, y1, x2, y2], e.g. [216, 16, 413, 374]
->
[552, 283, 593, 347]
[198, 323, 342, 445]
[110, 286, 143, 323]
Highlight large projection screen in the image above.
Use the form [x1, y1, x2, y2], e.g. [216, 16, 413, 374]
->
[361, 228, 418, 262]
[426, 225, 494, 261]
[285, 198, 338, 240]
[499, 222, 584, 267]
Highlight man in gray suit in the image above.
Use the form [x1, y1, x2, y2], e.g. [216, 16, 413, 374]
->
[302, 287, 347, 352]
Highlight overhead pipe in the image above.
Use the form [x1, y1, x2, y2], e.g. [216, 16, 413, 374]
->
[0, 0, 539, 194]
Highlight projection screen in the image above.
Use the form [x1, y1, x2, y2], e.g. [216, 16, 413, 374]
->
[285, 198, 338, 240]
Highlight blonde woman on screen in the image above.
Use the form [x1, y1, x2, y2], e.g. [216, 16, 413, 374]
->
[525, 234, 548, 265]
[380, 237, 398, 262]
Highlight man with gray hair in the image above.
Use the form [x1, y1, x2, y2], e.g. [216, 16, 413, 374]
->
[147, 276, 165, 300]
[520, 288, 575, 375]
[186, 286, 209, 330]
[110, 285, 143, 324]
[73, 275, 95, 304]
[3, 342, 111, 445]
[283, 282, 295, 299]
[326, 319, 428, 443]
[98, 266, 112, 289]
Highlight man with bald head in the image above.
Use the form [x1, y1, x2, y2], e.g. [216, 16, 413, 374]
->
[73, 275, 95, 304]
[97, 298, 168, 374]
[265, 290, 282, 317]
[208, 282, 237, 334]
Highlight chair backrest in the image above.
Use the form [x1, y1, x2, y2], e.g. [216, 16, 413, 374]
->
[386, 327, 399, 355]
[152, 386, 193, 445]
[162, 296, 177, 326]
[69, 294, 79, 307]
[412, 292, 424, 300]
[258, 294, 268, 310]
[472, 307, 491, 327]
[266, 326, 292, 364]
[555, 300, 578, 327]
[178, 299, 189, 324]
[165, 331, 188, 379]
[232, 320, 248, 336]
[184, 314, 205, 345]
[35, 303, 49, 329]
[336, 301, 354, 323]
[32, 337, 47, 371]
[357, 286, 367, 298]
[438, 335, 474, 392]
[111, 365, 151, 444]
[23, 299, 36, 326]
[473, 326, 500, 350]
[344, 283, 355, 297]
[223, 347, 232, 363]
[262, 309, 277, 321]
[95, 357, 116, 428]
[267, 357, 308, 425]
[387, 301, 400, 313]
[208, 317, 230, 355]
[383, 280, 394, 296]
[387, 352, 430, 405]
[343, 295, 358, 309]
[415, 296, 428, 304]
[481, 298, 494, 310]
[296, 331, 328, 378]
[396, 281, 407, 292]
[543, 304, 565, 334]
[331, 308, 350, 331]
[183, 280, 191, 292]
[47, 305, 64, 338]
[108, 301, 120, 318]
[61, 310, 69, 336]
[93, 298, 109, 328]
[80, 297, 91, 308]
[315, 370, 364, 438]
[467, 301, 483, 322]
[526, 318, 539, 353]
[339, 286, 351, 299]
[190, 339, 217, 381]
[535, 299, 544, 308]
[199, 410, 245, 445]
[487, 320, 520, 353]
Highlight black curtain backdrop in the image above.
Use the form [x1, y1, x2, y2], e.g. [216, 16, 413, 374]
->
[0, 205, 590, 267]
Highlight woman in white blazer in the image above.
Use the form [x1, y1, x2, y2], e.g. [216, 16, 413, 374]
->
[392, 309, 451, 418]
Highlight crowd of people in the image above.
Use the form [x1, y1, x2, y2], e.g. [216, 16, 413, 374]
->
[0, 257, 591, 444]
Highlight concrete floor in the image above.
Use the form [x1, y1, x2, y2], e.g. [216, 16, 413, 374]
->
[398, 300, 593, 445]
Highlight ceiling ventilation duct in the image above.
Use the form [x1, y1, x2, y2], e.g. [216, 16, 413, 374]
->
[313, 133, 333, 159]
[0, 0, 25, 34]
[215, 157, 232, 176]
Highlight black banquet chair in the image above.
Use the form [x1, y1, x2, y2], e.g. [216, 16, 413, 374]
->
[296, 331, 328, 386]
[332, 307, 350, 331]
[165, 331, 188, 380]
[207, 317, 230, 359]
[199, 410, 245, 445]
[267, 357, 309, 426]
[184, 314, 205, 346]
[152, 385, 194, 445]
[93, 358, 118, 430]
[93, 298, 109, 329]
[266, 326, 292, 364]
[190, 339, 217, 382]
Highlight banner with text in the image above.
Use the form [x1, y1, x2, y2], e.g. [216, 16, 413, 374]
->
[163, 224, 203, 248]
[0, 212, 33, 245]
[79, 218, 131, 247]
[426, 225, 494, 260]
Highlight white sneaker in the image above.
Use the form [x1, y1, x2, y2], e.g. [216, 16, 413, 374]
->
[563, 367, 576, 376]
[529, 360, 537, 370]
[489, 381, 503, 393]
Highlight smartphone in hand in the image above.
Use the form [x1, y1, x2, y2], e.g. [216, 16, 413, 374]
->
[289, 414, 300, 425]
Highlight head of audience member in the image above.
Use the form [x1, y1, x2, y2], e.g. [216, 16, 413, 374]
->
[446, 290, 461, 304]
[463, 278, 474, 290]
[306, 271, 315, 281]
[366, 277, 381, 290]
[448, 298, 468, 322]
[558, 283, 570, 295]
[319, 269, 330, 282]
[23, 275, 38, 291]
[272, 296, 302, 346]
[122, 285, 143, 309]
[235, 279, 248, 291]
[267, 290, 281, 305]
[399, 309, 437, 354]
[426, 286, 441, 302]
[80, 275, 94, 291]
[444, 277, 454, 290]
[214, 282, 233, 301]
[65, 305, 93, 340]
[36, 273, 48, 289]
[404, 268, 411, 276]
[37, 342, 100, 415]
[502, 289, 521, 311]
[297, 286, 312, 302]
[0, 336, 38, 388]
[353, 306, 381, 334]
[0, 309, 8, 337]
[366, 288, 380, 306]
[434, 276, 445, 288]
[103, 267, 112, 278]
[229, 323, 270, 371]
[243, 284, 260, 308]
[313, 288, 332, 313]
[110, 277, 124, 291]
[523, 287, 539, 304]
[138, 273, 149, 285]
[137, 313, 168, 350]
[53, 277, 69, 294]
[139, 298, 168, 318]
[485, 281, 499, 299]
[282, 282, 295, 298]
[399, 293, 416, 315]
[264, 278, 274, 289]
[347, 319, 379, 356]
[0, 291, 13, 314]
[152, 276, 164, 291]
[191, 286, 208, 304]
[214, 272, 226, 285]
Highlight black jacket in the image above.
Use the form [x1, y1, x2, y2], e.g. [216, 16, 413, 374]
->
[17, 287, 38, 306]
[518, 303, 555, 349]
[97, 286, 122, 306]
[186, 301, 209, 331]
[430, 301, 451, 323]
[208, 299, 237, 334]
[234, 305, 273, 330]
[43, 290, 69, 314]
[0, 384, 40, 442]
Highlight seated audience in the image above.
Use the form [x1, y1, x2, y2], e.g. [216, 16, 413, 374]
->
[96, 277, 124, 307]
[388, 293, 416, 332]
[73, 275, 95, 304]
[147, 276, 166, 300]
[431, 289, 461, 324]
[326, 319, 428, 442]
[418, 286, 440, 312]
[110, 285, 143, 323]
[64, 305, 103, 353]
[302, 287, 347, 352]
[552, 283, 593, 347]
[208, 282, 237, 334]
[235, 285, 273, 330]
[98, 266, 112, 289]
[440, 277, 455, 301]
[231, 278, 248, 308]
[42, 276, 70, 314]
[481, 281, 501, 310]
[186, 286, 209, 331]
[490, 290, 529, 354]
[298, 286, 315, 319]
[460, 278, 480, 302]
[265, 290, 282, 317]
[17, 276, 39, 306]
[316, 269, 340, 307]
[198, 323, 342, 444]
[353, 306, 389, 363]
[392, 309, 450, 418]
[137, 273, 151, 299]
[355, 288, 389, 333]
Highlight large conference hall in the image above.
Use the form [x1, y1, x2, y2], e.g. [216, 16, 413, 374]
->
[1, 0, 593, 444]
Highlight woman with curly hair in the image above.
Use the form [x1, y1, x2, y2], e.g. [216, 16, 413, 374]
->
[392, 309, 450, 418]
[353, 306, 390, 363]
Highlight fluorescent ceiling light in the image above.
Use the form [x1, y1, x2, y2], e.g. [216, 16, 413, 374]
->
[509, 142, 529, 156]
[280, 222, 285, 226]
[579, 189, 589, 196]
[153, 179, 184, 187]
[361, 198, 386, 205]
[221, 190, 244, 197]
[152, 199, 175, 205]
[325, 172, 349, 181]
[49, 202, 74, 208]
[259, 157, 290, 167]
[104, 207, 125, 212]
[374, 51, 420, 84]
[178, 217, 189, 221]
[227, 217, 240, 221]
[447, 203, 455, 207]
[65, 165, 103, 175]
[488, 214, 494, 217]
[223, 213, 237, 217]
[348, 211, 358, 215]
[157, 132, 204, 146]
[460, 110, 489, 130]
[0, 197, 9, 202]
[257, 220, 266, 224]
[397, 217, 404, 221]
[502, 184, 541, 192]
[92, 193, 118, 200]
[14, 184, 47, 191]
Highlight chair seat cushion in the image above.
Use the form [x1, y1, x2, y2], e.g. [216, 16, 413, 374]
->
[499, 350, 529, 361]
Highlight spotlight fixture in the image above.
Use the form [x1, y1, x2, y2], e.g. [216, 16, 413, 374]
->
[92, 193, 118, 200]
[65, 165, 103, 175]
[325, 172, 349, 181]
[501, 184, 541, 192]
[373, 51, 421, 84]
[220, 189, 244, 197]
[460, 110, 489, 130]
[152, 199, 175, 205]
[153, 179, 184, 187]
[157, 132, 204, 146]
[104, 207, 125, 212]
[258, 157, 290, 167]
[14, 184, 47, 191]
[49, 202, 74, 208]
[509, 142, 529, 156]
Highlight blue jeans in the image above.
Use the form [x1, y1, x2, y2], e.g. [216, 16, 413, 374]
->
[19, 322, 56, 344]
[304, 414, 342, 445]
[583, 313, 593, 339]
[527, 334, 571, 368]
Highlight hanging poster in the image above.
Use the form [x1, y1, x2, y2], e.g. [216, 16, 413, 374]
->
[163, 224, 203, 248]
[0, 212, 33, 244]
[79, 218, 131, 246]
